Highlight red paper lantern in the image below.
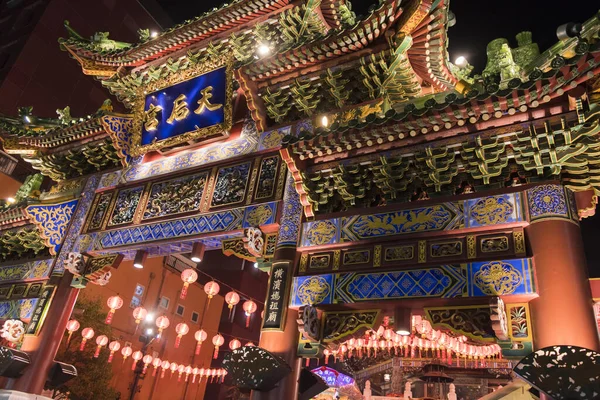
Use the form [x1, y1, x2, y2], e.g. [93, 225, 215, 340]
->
[204, 281, 220, 306]
[105, 295, 123, 325]
[142, 354, 153, 374]
[221, 369, 227, 383]
[152, 358, 161, 376]
[192, 367, 199, 383]
[229, 338, 241, 351]
[80, 328, 94, 351]
[242, 300, 257, 327]
[177, 364, 185, 382]
[65, 319, 80, 345]
[131, 351, 143, 371]
[174, 322, 189, 348]
[108, 341, 120, 363]
[180, 268, 198, 300]
[194, 329, 207, 355]
[132, 306, 147, 333]
[212, 333, 224, 359]
[224, 291, 240, 318]
[94, 335, 108, 358]
[121, 346, 133, 361]
[160, 360, 170, 378]
[184, 365, 192, 382]
[155, 315, 170, 338]
[245, 341, 255, 347]
[198, 368, 205, 382]
[169, 362, 178, 378]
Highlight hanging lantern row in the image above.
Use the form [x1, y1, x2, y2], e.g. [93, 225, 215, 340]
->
[322, 316, 503, 367]
[69, 320, 249, 362]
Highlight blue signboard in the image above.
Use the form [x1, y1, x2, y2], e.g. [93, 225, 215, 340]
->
[131, 62, 232, 155]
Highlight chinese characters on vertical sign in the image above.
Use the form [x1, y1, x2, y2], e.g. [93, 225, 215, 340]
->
[262, 262, 291, 331]
[132, 62, 232, 156]
[26, 285, 56, 335]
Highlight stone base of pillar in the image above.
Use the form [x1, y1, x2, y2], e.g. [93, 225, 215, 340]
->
[0, 390, 52, 400]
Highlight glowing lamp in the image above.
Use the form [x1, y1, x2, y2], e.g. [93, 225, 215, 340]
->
[198, 367, 205, 382]
[245, 341, 255, 347]
[160, 360, 170, 378]
[229, 338, 241, 351]
[180, 268, 198, 300]
[133, 250, 147, 269]
[80, 327, 94, 351]
[105, 295, 123, 324]
[221, 369, 227, 383]
[65, 319, 80, 344]
[152, 358, 161, 376]
[155, 315, 170, 338]
[321, 115, 329, 128]
[142, 354, 153, 374]
[94, 335, 109, 358]
[184, 365, 192, 382]
[455, 56, 468, 68]
[174, 322, 189, 348]
[108, 341, 120, 363]
[121, 346, 133, 361]
[131, 351, 143, 371]
[192, 367, 199, 383]
[190, 242, 205, 263]
[194, 329, 208, 355]
[242, 300, 257, 327]
[257, 43, 270, 56]
[224, 291, 240, 318]
[212, 333, 224, 359]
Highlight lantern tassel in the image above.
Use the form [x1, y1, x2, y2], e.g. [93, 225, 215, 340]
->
[108, 352, 114, 363]
[79, 338, 87, 352]
[195, 342, 202, 355]
[213, 346, 219, 359]
[180, 283, 188, 300]
[175, 336, 181, 348]
[94, 346, 101, 358]
[105, 309, 115, 325]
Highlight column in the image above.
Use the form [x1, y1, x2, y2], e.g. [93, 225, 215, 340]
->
[526, 184, 600, 351]
[12, 272, 79, 394]
[252, 174, 302, 400]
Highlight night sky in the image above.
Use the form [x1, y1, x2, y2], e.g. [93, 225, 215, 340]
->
[156, 0, 600, 276]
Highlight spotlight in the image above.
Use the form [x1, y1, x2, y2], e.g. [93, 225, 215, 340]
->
[145, 313, 154, 323]
[320, 115, 329, 128]
[150, 31, 159, 38]
[133, 250, 147, 269]
[253, 262, 258, 269]
[23, 116, 31, 123]
[146, 328, 154, 336]
[454, 56, 468, 68]
[257, 43, 271, 57]
[383, 373, 391, 382]
[394, 308, 412, 337]
[6, 197, 15, 204]
[190, 242, 205, 263]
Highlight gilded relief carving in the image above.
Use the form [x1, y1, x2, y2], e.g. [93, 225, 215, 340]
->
[211, 162, 251, 207]
[142, 173, 208, 220]
[309, 255, 330, 269]
[430, 241, 463, 257]
[481, 236, 509, 253]
[88, 192, 113, 231]
[255, 156, 279, 200]
[384, 245, 414, 261]
[108, 187, 143, 226]
[342, 250, 370, 265]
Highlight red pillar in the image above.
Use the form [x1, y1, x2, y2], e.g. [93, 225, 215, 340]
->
[252, 247, 301, 400]
[527, 219, 600, 351]
[13, 272, 79, 394]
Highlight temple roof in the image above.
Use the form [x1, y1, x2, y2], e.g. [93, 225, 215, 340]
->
[60, 0, 460, 114]
[0, 102, 132, 181]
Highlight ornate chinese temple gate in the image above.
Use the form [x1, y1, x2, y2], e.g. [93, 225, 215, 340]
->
[0, 0, 598, 399]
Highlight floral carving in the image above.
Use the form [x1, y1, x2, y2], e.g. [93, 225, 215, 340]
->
[297, 276, 331, 305]
[211, 162, 251, 207]
[474, 261, 523, 295]
[108, 187, 143, 226]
